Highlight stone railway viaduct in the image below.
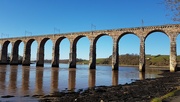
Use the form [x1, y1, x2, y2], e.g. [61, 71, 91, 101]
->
[0, 24, 180, 72]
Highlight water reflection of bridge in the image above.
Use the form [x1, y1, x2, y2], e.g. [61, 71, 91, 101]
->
[0, 65, 96, 95]
[0, 65, 163, 96]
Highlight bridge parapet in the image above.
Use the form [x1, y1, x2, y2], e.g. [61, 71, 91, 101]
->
[0, 24, 179, 41]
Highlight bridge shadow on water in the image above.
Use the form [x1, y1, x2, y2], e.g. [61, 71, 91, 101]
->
[0, 64, 166, 101]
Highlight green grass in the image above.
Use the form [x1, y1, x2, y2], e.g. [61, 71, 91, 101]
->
[77, 58, 108, 64]
[77, 60, 89, 64]
[177, 56, 180, 62]
[151, 98, 162, 102]
[77, 55, 180, 65]
[151, 88, 180, 102]
[96, 58, 107, 64]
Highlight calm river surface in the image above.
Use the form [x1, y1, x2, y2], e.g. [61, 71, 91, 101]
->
[0, 63, 165, 101]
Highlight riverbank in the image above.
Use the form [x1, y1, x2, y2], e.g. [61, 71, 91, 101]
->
[35, 71, 180, 102]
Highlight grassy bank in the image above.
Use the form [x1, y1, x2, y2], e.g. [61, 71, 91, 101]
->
[77, 55, 180, 66]
[151, 87, 180, 102]
[42, 55, 180, 67]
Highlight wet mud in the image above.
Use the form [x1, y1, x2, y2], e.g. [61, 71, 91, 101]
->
[36, 71, 180, 102]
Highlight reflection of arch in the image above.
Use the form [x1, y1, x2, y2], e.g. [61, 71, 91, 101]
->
[1, 41, 10, 64]
[36, 38, 51, 67]
[0, 65, 6, 89]
[68, 68, 76, 91]
[22, 39, 36, 66]
[10, 40, 23, 65]
[35, 68, 44, 94]
[112, 70, 118, 86]
[88, 69, 96, 88]
[50, 68, 59, 92]
[145, 30, 169, 41]
[21, 66, 30, 94]
[9, 66, 18, 93]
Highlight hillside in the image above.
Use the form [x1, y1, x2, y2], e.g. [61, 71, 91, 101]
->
[42, 54, 180, 66]
[77, 54, 180, 66]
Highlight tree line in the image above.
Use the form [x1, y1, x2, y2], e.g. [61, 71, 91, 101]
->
[86, 54, 180, 66]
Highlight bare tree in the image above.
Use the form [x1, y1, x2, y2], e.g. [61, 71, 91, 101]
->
[164, 0, 180, 21]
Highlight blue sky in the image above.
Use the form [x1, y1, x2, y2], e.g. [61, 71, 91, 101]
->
[0, 0, 179, 60]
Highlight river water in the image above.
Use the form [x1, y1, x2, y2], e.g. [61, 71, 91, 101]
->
[0, 63, 164, 101]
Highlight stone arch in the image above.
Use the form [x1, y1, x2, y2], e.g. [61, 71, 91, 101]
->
[1, 40, 11, 64]
[75, 35, 90, 63]
[73, 35, 90, 45]
[145, 30, 170, 54]
[72, 35, 90, 55]
[96, 34, 113, 57]
[58, 37, 70, 60]
[52, 36, 69, 67]
[145, 30, 170, 41]
[27, 39, 35, 45]
[36, 37, 52, 66]
[89, 33, 112, 69]
[145, 30, 170, 67]
[111, 32, 140, 70]
[55, 37, 67, 47]
[117, 32, 140, 43]
[22, 39, 37, 66]
[118, 32, 140, 66]
[40, 38, 51, 47]
[93, 34, 109, 45]
[10, 40, 24, 65]
[96, 34, 113, 63]
[69, 35, 90, 68]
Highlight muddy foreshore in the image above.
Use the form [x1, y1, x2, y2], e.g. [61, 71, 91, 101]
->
[36, 71, 180, 102]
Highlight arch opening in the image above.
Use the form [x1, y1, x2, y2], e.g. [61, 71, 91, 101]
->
[177, 34, 180, 69]
[145, 30, 169, 40]
[30, 40, 38, 62]
[10, 40, 23, 65]
[36, 38, 52, 67]
[56, 37, 70, 67]
[23, 39, 38, 66]
[96, 35, 113, 66]
[1, 41, 11, 64]
[118, 33, 140, 66]
[145, 32, 170, 67]
[76, 36, 90, 67]
[44, 39, 53, 67]
[95, 34, 112, 86]
[18, 41, 24, 64]
[7, 42, 12, 64]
